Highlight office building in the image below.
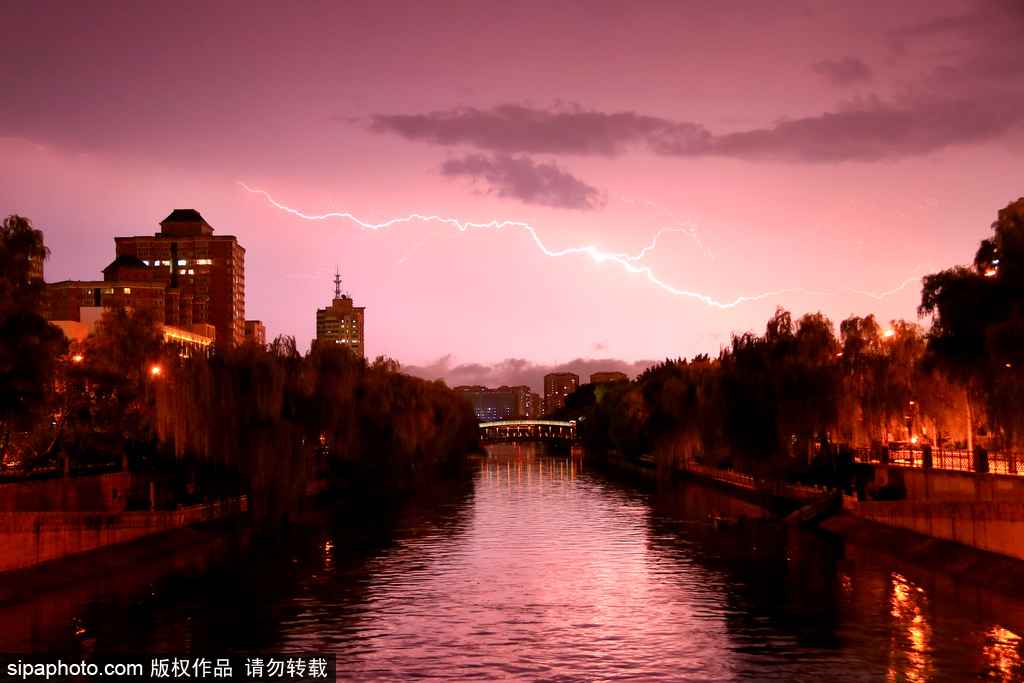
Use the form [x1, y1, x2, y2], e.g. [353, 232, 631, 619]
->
[114, 209, 246, 345]
[315, 270, 365, 357]
[543, 372, 579, 415]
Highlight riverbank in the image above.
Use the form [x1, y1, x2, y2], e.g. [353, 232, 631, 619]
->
[0, 497, 248, 573]
[589, 451, 1024, 600]
[0, 518, 240, 605]
[821, 512, 1024, 601]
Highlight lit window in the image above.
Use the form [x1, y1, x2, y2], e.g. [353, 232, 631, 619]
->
[142, 260, 150, 266]
[179, 269, 186, 274]
[188, 269, 194, 274]
[177, 259, 186, 266]
[123, 288, 131, 294]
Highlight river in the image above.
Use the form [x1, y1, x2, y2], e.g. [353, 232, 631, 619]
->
[2, 445, 1023, 681]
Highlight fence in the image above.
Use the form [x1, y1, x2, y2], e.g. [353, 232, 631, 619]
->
[855, 446, 1020, 476]
[679, 461, 837, 502]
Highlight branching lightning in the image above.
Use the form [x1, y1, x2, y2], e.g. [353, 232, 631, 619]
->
[240, 182, 928, 309]
[0, 137, 54, 151]
[617, 194, 714, 259]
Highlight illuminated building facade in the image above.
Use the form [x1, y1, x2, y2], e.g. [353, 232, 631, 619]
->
[114, 209, 245, 345]
[315, 271, 365, 357]
[543, 372, 579, 415]
[455, 385, 535, 422]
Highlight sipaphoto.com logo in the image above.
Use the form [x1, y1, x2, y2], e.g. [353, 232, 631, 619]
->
[7, 659, 143, 679]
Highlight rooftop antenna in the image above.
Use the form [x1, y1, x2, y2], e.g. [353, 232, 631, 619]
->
[334, 266, 342, 299]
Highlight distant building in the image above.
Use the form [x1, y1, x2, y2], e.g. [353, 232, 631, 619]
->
[114, 209, 246, 345]
[528, 392, 542, 419]
[543, 372, 579, 415]
[590, 371, 628, 384]
[245, 320, 267, 346]
[315, 269, 365, 357]
[29, 252, 44, 283]
[455, 385, 535, 422]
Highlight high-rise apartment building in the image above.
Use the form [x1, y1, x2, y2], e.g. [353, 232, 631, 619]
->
[114, 209, 246, 345]
[543, 372, 579, 415]
[315, 270, 365, 357]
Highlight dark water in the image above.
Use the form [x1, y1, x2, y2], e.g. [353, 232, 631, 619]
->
[2, 445, 1024, 681]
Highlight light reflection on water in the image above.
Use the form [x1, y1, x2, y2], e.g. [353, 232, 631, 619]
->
[1, 443, 1024, 681]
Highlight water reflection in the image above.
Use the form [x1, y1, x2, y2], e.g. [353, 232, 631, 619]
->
[887, 573, 933, 683]
[1, 446, 1023, 681]
[985, 626, 1023, 682]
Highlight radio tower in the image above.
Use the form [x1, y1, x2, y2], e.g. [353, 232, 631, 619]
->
[334, 266, 342, 299]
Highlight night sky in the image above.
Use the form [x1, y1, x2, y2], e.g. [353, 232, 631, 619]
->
[3, 1, 1022, 391]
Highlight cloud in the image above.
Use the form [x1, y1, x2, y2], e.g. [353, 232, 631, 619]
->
[370, 104, 707, 157]
[402, 356, 656, 394]
[372, 94, 1023, 164]
[810, 57, 873, 85]
[370, 4, 1024, 165]
[439, 153, 605, 210]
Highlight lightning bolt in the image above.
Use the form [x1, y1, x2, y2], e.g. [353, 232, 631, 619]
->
[239, 182, 928, 309]
[0, 137, 54, 151]
[617, 194, 714, 258]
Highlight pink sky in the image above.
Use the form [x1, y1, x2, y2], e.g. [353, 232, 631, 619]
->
[2, 1, 1022, 392]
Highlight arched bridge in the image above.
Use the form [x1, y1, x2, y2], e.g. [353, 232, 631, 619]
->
[479, 420, 578, 445]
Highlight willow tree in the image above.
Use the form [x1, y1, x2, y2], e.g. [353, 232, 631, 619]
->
[0, 216, 67, 467]
[920, 198, 1024, 451]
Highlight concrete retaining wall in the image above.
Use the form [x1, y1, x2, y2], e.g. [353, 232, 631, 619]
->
[0, 472, 169, 512]
[870, 465, 1024, 503]
[845, 498, 1024, 561]
[0, 498, 246, 573]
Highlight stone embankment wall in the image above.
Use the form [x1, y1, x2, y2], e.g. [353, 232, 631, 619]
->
[0, 498, 246, 573]
[844, 498, 1024, 561]
[0, 472, 170, 512]
[851, 466, 1024, 561]
[870, 464, 1024, 503]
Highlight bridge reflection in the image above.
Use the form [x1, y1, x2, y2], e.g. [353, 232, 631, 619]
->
[479, 420, 577, 445]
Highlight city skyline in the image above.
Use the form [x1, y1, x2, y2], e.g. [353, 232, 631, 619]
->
[3, 1, 1022, 385]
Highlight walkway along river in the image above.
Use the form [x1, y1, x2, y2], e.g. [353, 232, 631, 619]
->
[1, 444, 1023, 681]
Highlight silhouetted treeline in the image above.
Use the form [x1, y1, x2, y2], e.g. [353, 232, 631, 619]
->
[155, 339, 479, 521]
[0, 215, 479, 521]
[555, 198, 1024, 476]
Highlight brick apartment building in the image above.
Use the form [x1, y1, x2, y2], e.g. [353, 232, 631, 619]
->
[113, 209, 246, 345]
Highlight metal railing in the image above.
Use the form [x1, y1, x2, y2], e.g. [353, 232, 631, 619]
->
[854, 446, 1021, 476]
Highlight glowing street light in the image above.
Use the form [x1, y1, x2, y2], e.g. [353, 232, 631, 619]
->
[883, 329, 895, 338]
[72, 355, 83, 362]
[150, 365, 162, 376]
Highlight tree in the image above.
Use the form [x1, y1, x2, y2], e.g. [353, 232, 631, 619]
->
[920, 197, 1024, 451]
[0, 216, 67, 467]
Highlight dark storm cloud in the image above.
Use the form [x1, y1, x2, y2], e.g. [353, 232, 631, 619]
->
[370, 104, 710, 157]
[810, 57, 873, 86]
[440, 153, 606, 210]
[402, 356, 655, 393]
[372, 93, 1023, 164]
[371, 3, 1024, 165]
[706, 95, 1023, 162]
